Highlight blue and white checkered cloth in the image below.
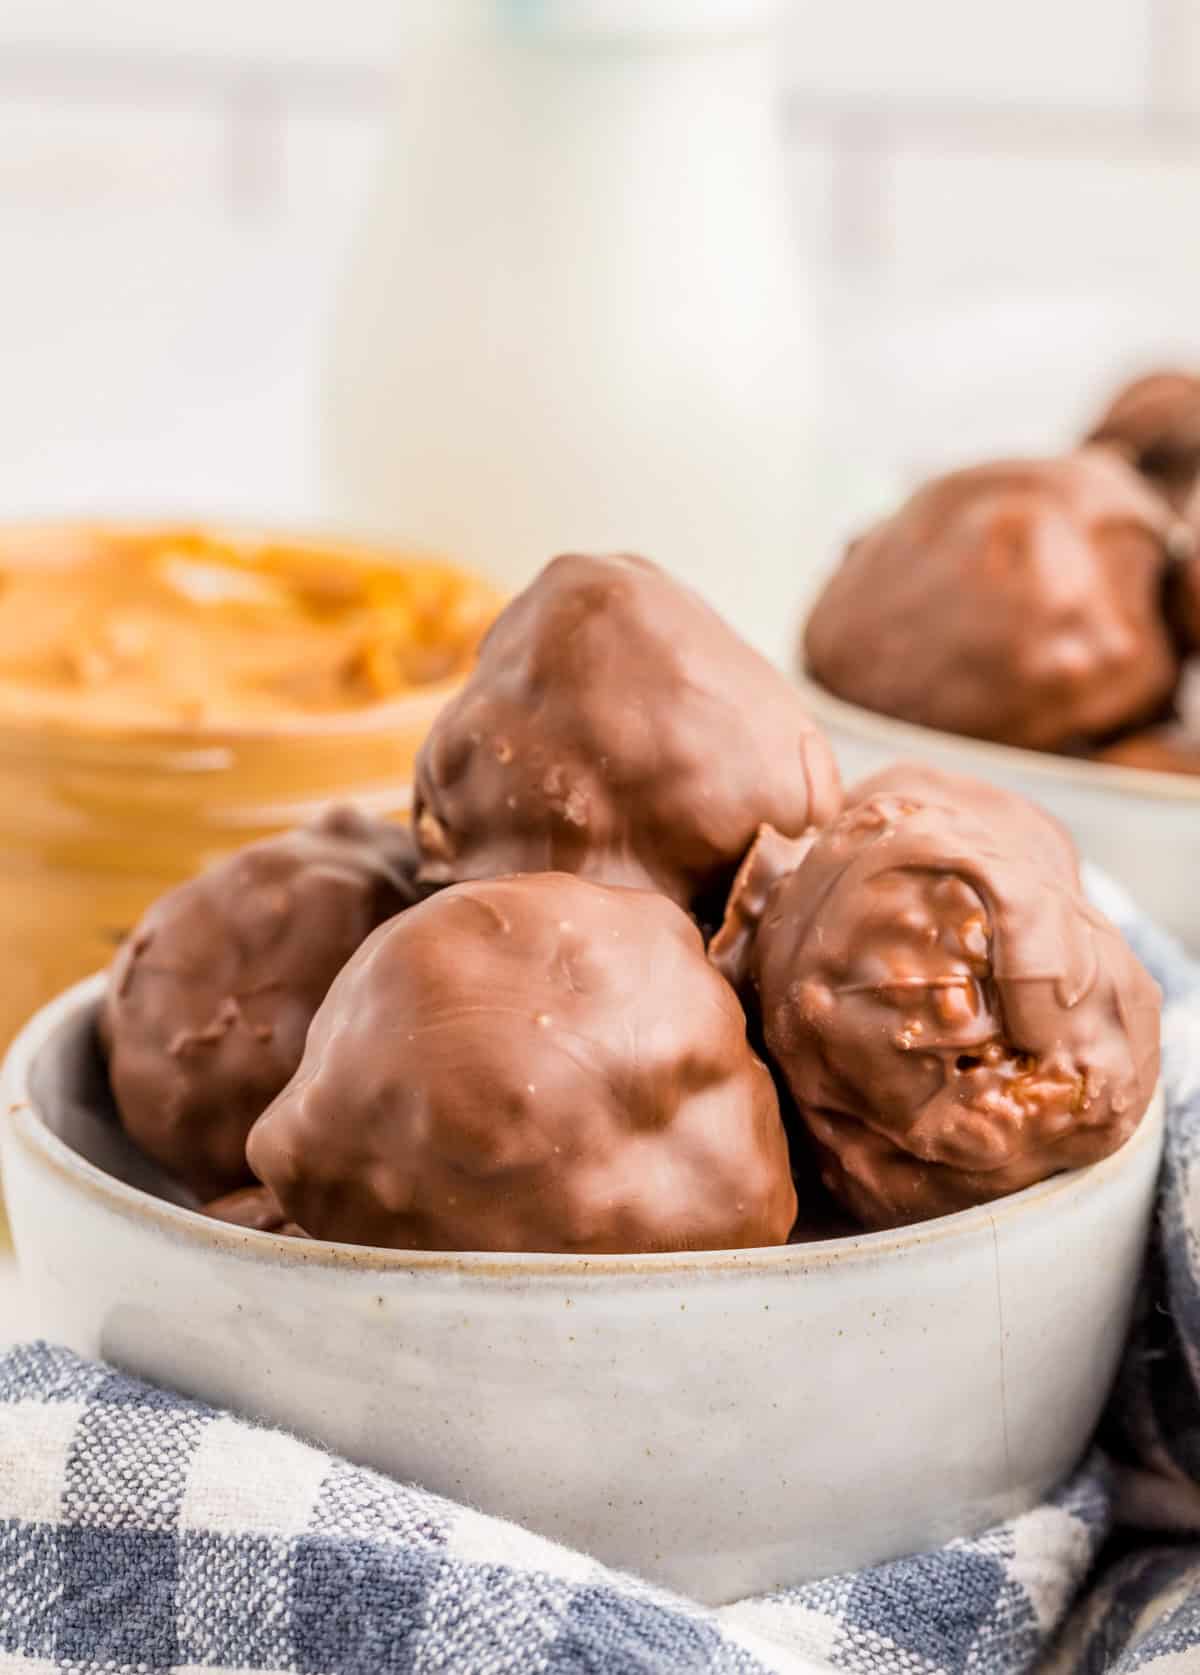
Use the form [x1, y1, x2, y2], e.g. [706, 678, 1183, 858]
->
[2, 870, 1200, 1675]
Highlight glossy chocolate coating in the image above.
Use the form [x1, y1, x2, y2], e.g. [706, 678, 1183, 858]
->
[1088, 370, 1200, 511]
[248, 872, 798, 1254]
[414, 554, 842, 909]
[752, 764, 1161, 1229]
[804, 451, 1179, 752]
[103, 808, 423, 1201]
[200, 1185, 307, 1237]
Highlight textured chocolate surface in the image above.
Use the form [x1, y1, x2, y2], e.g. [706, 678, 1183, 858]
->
[248, 872, 797, 1254]
[1088, 369, 1200, 511]
[752, 763, 1161, 1229]
[103, 807, 423, 1201]
[414, 554, 842, 909]
[804, 450, 1179, 752]
[200, 1184, 307, 1237]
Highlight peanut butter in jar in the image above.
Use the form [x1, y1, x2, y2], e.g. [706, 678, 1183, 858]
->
[0, 522, 501, 1054]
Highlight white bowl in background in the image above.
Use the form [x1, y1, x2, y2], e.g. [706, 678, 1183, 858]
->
[2, 976, 1165, 1605]
[796, 669, 1200, 951]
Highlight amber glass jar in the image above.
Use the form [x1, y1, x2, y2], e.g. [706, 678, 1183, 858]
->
[0, 522, 500, 1053]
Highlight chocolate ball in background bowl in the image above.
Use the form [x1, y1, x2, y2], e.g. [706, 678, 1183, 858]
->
[413, 553, 842, 913]
[1170, 560, 1200, 656]
[1093, 724, 1200, 778]
[1087, 368, 1200, 512]
[750, 764, 1161, 1231]
[1092, 489, 1200, 779]
[1166, 489, 1200, 656]
[803, 450, 1179, 754]
[102, 807, 427, 1202]
[247, 871, 797, 1255]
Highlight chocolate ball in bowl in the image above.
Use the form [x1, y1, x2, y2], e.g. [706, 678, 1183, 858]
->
[751, 764, 1161, 1230]
[413, 553, 842, 911]
[247, 872, 797, 1254]
[1087, 369, 1200, 511]
[103, 807, 425, 1202]
[803, 450, 1179, 752]
[200, 1184, 307, 1237]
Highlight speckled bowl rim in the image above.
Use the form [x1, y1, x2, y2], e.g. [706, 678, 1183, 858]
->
[795, 666, 1200, 806]
[2, 975, 1166, 1282]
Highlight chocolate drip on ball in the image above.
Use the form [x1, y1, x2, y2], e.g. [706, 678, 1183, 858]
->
[751, 764, 1160, 1229]
[103, 808, 425, 1201]
[804, 451, 1179, 753]
[413, 553, 842, 911]
[248, 872, 797, 1254]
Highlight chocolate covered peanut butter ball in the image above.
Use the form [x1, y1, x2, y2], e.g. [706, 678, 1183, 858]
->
[248, 872, 797, 1254]
[413, 554, 842, 910]
[200, 1184, 307, 1237]
[1088, 369, 1200, 511]
[804, 451, 1178, 752]
[103, 808, 424, 1201]
[751, 764, 1160, 1229]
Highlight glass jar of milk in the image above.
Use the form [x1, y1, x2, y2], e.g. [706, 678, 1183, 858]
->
[321, 0, 821, 660]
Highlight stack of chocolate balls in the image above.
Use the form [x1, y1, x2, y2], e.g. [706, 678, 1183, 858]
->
[102, 554, 1161, 1252]
[804, 369, 1200, 776]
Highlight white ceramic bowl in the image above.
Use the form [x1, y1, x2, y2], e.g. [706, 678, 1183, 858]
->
[2, 975, 1164, 1605]
[795, 668, 1200, 951]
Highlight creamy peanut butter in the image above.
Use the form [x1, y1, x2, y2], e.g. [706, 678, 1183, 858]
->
[0, 523, 500, 1101]
[0, 525, 498, 732]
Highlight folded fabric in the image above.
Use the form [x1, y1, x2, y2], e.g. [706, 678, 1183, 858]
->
[0, 868, 1197, 1675]
[0, 1342, 1112, 1675]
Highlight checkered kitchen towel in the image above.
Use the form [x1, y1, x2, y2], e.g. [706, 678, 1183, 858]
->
[2, 869, 1200, 1675]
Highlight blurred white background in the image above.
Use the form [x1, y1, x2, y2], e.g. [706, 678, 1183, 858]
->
[2, 0, 1199, 543]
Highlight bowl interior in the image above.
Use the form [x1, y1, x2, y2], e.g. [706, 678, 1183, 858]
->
[27, 1003, 198, 1214]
